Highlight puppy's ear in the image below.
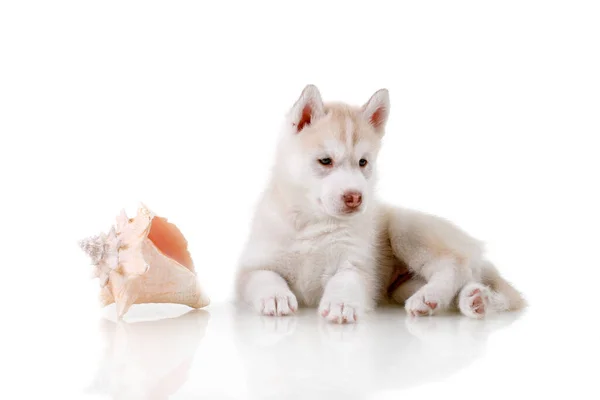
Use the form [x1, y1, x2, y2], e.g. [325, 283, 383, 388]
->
[361, 89, 390, 135]
[289, 84, 325, 133]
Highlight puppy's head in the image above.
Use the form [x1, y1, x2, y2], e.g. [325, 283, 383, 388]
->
[277, 85, 390, 218]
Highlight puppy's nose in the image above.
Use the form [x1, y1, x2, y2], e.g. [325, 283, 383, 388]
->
[343, 191, 362, 209]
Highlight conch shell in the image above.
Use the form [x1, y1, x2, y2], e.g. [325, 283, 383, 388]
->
[79, 203, 210, 318]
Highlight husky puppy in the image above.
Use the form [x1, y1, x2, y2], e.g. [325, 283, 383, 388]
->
[235, 85, 525, 323]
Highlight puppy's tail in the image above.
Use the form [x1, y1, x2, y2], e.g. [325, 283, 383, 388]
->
[481, 260, 527, 311]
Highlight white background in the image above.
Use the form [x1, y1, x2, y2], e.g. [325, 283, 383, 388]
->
[1, 1, 599, 399]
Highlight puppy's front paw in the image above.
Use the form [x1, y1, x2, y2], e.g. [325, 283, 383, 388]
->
[318, 298, 361, 324]
[405, 286, 443, 317]
[254, 292, 298, 317]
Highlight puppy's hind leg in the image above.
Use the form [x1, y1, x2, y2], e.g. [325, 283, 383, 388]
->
[457, 282, 496, 318]
[457, 261, 526, 318]
[389, 275, 426, 305]
[404, 257, 473, 317]
[385, 205, 483, 317]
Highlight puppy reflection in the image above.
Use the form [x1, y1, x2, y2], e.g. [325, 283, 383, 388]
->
[233, 307, 522, 399]
[87, 306, 210, 400]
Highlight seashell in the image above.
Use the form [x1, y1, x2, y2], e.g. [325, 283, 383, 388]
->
[79, 203, 210, 318]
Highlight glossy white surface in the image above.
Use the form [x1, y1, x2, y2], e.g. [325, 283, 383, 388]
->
[95, 304, 522, 399]
[12, 297, 594, 400]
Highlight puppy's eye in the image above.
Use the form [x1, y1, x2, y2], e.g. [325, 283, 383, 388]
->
[318, 158, 333, 166]
[359, 158, 368, 167]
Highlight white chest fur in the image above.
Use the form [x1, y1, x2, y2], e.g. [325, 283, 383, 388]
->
[269, 216, 374, 306]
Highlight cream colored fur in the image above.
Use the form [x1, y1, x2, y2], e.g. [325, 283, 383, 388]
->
[235, 85, 525, 323]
